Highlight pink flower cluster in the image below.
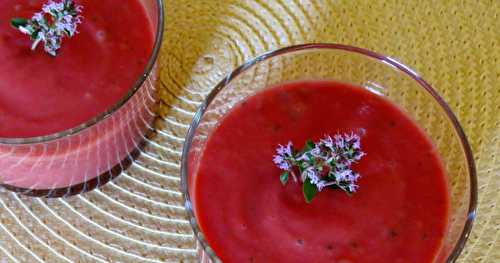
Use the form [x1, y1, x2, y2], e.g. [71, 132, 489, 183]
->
[273, 133, 365, 194]
[16, 0, 83, 56]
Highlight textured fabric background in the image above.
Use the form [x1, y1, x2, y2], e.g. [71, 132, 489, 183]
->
[0, 0, 497, 262]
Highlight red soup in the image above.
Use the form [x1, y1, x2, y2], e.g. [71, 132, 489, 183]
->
[192, 81, 449, 262]
[0, 0, 153, 138]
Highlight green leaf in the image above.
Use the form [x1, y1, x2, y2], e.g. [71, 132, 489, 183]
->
[10, 18, 28, 28]
[303, 177, 318, 203]
[30, 30, 39, 40]
[328, 184, 340, 190]
[280, 171, 289, 185]
[327, 173, 336, 180]
[304, 139, 315, 151]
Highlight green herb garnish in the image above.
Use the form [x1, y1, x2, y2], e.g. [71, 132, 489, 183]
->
[10, 0, 83, 56]
[273, 133, 365, 203]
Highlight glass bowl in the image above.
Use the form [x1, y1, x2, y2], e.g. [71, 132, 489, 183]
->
[181, 44, 477, 262]
[0, 0, 164, 197]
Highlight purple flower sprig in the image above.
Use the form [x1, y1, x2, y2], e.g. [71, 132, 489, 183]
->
[273, 133, 365, 203]
[10, 0, 83, 56]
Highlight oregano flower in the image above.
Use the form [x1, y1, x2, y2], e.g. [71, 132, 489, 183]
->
[10, 0, 83, 56]
[273, 133, 365, 203]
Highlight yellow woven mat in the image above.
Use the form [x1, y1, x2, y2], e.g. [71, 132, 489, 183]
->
[0, 1, 497, 263]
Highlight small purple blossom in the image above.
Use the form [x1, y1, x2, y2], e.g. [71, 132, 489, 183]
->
[335, 170, 351, 181]
[273, 155, 290, 170]
[334, 134, 345, 148]
[304, 166, 320, 184]
[295, 153, 310, 162]
[333, 133, 365, 165]
[310, 145, 322, 157]
[348, 184, 359, 193]
[273, 142, 293, 171]
[32, 12, 44, 22]
[42, 1, 64, 13]
[320, 135, 335, 149]
[276, 142, 293, 156]
[349, 172, 360, 182]
[273, 133, 366, 203]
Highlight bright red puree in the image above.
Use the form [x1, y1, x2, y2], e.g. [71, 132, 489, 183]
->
[0, 0, 153, 138]
[193, 81, 449, 262]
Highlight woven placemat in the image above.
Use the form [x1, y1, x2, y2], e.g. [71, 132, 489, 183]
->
[0, 0, 498, 262]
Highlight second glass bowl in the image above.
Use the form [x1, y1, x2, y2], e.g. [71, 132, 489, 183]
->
[181, 44, 477, 262]
[0, 0, 164, 197]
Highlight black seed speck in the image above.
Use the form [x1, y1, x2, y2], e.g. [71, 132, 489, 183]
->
[326, 244, 334, 250]
[297, 239, 304, 245]
[289, 110, 300, 122]
[389, 229, 398, 238]
[278, 91, 291, 102]
[272, 124, 282, 132]
[349, 241, 359, 248]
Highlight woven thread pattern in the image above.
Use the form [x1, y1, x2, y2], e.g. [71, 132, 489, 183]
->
[0, 0, 497, 262]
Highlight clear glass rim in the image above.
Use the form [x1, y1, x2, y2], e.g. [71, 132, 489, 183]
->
[0, 0, 165, 145]
[181, 43, 478, 262]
